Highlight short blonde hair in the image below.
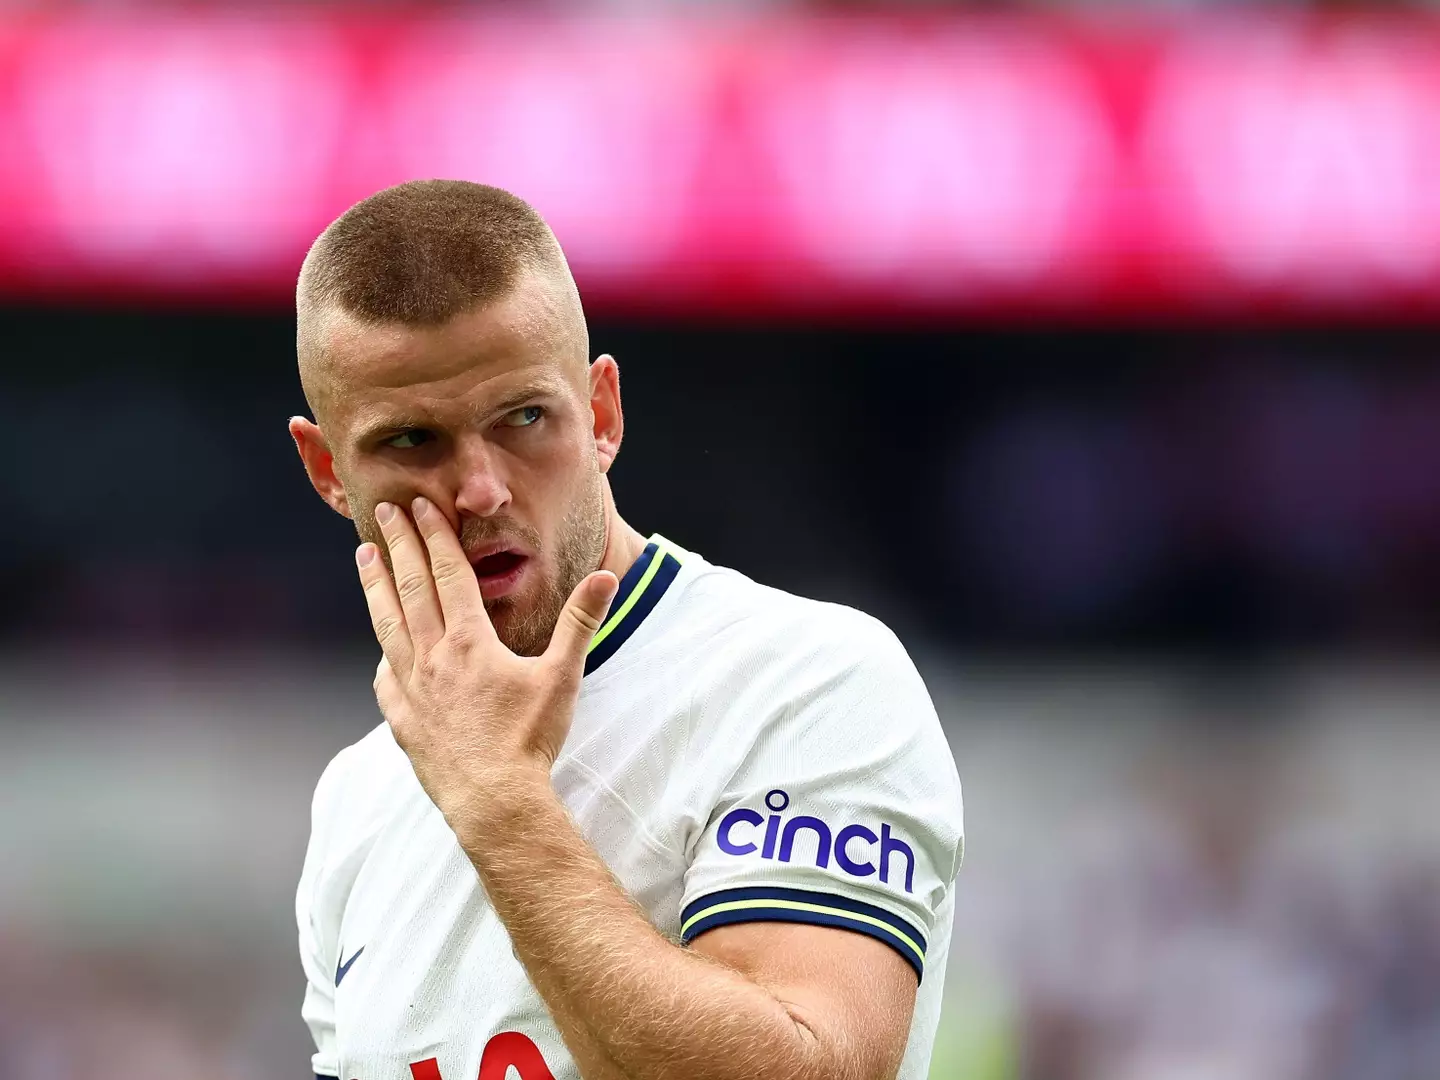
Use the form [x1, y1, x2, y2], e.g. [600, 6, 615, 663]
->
[297, 179, 561, 327]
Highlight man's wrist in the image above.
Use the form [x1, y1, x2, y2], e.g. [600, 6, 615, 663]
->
[446, 759, 557, 854]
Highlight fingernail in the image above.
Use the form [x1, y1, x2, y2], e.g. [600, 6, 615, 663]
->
[412, 496, 432, 519]
[356, 544, 377, 568]
[375, 502, 396, 525]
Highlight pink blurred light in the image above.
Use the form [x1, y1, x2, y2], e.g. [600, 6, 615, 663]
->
[1, 13, 1439, 318]
[375, 19, 711, 275]
[10, 16, 355, 274]
[1143, 21, 1440, 300]
[752, 25, 1116, 290]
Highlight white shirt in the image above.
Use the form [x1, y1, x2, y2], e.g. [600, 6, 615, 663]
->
[297, 535, 965, 1080]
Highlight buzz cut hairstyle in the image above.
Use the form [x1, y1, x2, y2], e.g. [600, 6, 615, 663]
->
[297, 179, 563, 327]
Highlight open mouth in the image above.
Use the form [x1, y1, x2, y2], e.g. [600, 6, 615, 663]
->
[467, 545, 532, 601]
[472, 550, 526, 580]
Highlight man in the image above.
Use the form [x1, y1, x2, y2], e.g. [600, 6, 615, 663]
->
[289, 179, 964, 1080]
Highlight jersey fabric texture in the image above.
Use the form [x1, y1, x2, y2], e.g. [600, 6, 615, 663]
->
[297, 535, 965, 1080]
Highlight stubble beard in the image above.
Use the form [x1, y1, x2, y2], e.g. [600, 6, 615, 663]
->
[484, 477, 608, 657]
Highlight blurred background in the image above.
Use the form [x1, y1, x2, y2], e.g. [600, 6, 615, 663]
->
[2, 5, 1439, 1080]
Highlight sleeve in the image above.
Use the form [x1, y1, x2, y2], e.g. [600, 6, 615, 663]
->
[679, 612, 964, 983]
[296, 749, 351, 1080]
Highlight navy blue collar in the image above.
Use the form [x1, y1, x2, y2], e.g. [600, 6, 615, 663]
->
[583, 536, 683, 676]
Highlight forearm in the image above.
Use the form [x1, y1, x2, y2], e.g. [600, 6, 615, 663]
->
[453, 770, 842, 1080]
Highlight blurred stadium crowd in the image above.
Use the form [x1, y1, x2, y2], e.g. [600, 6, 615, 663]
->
[948, 674, 1440, 1080]
[1, 663, 1437, 1080]
[2, 318, 1439, 1080]
[5, 320, 1440, 654]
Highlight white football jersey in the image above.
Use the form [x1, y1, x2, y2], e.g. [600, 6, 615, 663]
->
[297, 535, 965, 1080]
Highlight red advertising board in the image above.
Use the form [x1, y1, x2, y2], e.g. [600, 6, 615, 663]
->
[1, 13, 1439, 318]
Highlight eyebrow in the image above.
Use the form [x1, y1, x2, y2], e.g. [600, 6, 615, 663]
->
[482, 382, 563, 419]
[351, 411, 436, 449]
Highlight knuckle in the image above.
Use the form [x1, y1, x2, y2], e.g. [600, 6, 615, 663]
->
[565, 604, 605, 638]
[385, 716, 411, 748]
[431, 557, 470, 590]
[445, 622, 476, 651]
[373, 673, 399, 709]
[547, 665, 580, 698]
[396, 570, 431, 601]
[373, 614, 404, 644]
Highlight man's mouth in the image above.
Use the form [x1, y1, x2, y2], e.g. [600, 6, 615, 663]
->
[472, 550, 524, 578]
[469, 549, 530, 601]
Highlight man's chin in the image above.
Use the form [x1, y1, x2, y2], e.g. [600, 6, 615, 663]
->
[483, 596, 552, 658]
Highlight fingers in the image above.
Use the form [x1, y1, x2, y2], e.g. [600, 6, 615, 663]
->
[375, 500, 445, 652]
[412, 497, 491, 644]
[544, 570, 619, 679]
[357, 541, 414, 677]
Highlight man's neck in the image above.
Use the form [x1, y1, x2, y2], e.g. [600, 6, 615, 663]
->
[600, 510, 650, 583]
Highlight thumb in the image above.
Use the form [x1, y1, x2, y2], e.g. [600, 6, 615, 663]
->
[547, 570, 619, 673]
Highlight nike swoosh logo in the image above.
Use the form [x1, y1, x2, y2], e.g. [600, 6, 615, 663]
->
[335, 946, 365, 987]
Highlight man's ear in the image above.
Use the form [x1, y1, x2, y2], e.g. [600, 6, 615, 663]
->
[589, 354, 624, 474]
[289, 416, 352, 518]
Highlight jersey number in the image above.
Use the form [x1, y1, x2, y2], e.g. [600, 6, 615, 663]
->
[409, 1032, 556, 1080]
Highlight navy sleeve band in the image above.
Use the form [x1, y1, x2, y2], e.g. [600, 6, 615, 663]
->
[679, 884, 927, 982]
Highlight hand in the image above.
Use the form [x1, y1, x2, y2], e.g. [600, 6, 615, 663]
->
[357, 497, 618, 838]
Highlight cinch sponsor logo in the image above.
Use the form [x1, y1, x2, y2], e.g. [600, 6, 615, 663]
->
[716, 789, 916, 894]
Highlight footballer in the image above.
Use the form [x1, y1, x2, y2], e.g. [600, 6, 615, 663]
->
[289, 180, 964, 1080]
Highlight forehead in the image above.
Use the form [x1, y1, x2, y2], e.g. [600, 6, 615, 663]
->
[311, 271, 586, 436]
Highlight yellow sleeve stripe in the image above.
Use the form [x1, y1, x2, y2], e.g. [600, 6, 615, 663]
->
[681, 896, 925, 976]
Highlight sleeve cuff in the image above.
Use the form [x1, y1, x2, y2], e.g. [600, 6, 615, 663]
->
[680, 885, 928, 981]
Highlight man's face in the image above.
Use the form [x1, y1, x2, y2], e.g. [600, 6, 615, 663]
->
[301, 272, 612, 656]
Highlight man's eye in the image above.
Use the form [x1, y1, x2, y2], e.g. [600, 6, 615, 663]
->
[384, 430, 435, 450]
[500, 406, 544, 428]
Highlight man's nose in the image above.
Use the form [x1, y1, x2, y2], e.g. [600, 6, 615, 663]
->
[451, 436, 512, 519]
